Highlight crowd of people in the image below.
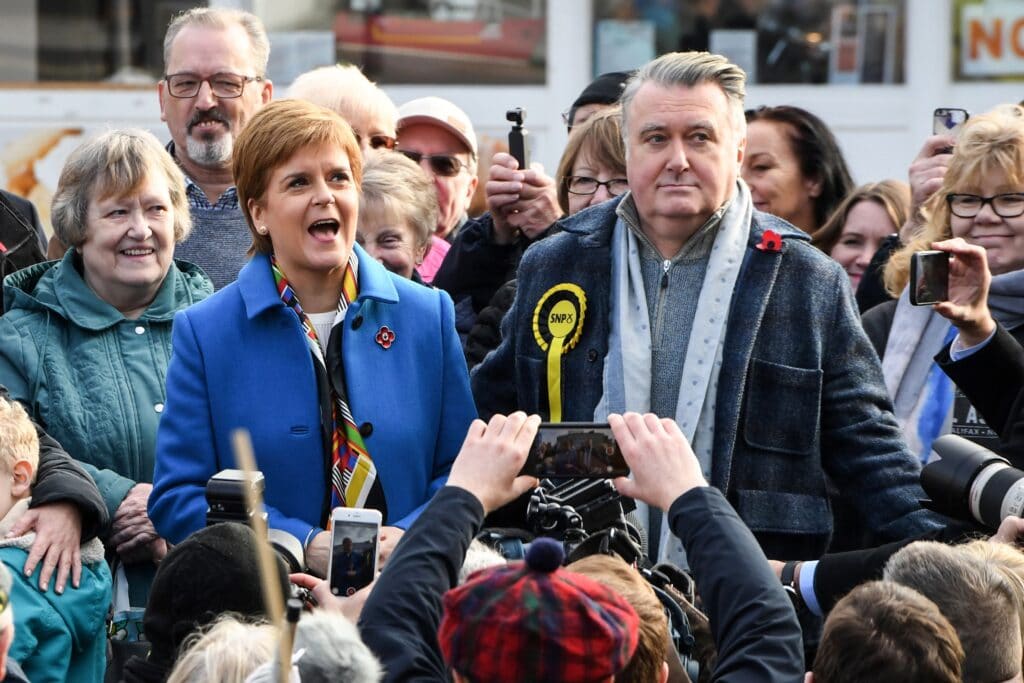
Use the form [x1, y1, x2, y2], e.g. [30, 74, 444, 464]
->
[1, 5, 1024, 683]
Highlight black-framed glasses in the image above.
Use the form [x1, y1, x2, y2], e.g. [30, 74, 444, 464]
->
[946, 192, 1024, 218]
[357, 133, 397, 151]
[566, 176, 629, 197]
[164, 72, 262, 98]
[397, 149, 467, 177]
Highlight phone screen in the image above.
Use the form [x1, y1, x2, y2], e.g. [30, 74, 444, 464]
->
[525, 423, 629, 478]
[330, 518, 379, 596]
[933, 108, 969, 137]
[910, 251, 949, 306]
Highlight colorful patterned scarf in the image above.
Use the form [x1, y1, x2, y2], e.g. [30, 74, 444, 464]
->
[271, 255, 382, 511]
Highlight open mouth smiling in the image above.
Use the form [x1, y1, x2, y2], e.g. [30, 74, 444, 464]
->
[308, 219, 340, 241]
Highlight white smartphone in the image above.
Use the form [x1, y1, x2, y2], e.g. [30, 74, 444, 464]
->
[328, 507, 382, 597]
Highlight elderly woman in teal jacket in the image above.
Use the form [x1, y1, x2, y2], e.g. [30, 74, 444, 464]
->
[149, 100, 478, 577]
[0, 129, 212, 608]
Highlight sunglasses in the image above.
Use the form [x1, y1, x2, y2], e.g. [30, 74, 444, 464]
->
[356, 133, 397, 151]
[397, 149, 467, 177]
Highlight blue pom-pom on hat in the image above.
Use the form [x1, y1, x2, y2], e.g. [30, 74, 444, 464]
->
[525, 537, 564, 573]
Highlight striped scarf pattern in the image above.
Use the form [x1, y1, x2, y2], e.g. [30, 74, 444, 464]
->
[271, 255, 379, 510]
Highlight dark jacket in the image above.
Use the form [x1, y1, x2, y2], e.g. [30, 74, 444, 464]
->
[862, 300, 1024, 465]
[938, 324, 1024, 466]
[464, 279, 517, 370]
[473, 196, 940, 559]
[433, 213, 523, 315]
[359, 485, 805, 683]
[0, 191, 47, 283]
[1, 381, 107, 541]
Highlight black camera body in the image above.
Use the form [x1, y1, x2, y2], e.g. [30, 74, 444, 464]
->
[204, 469, 305, 573]
[205, 469, 266, 525]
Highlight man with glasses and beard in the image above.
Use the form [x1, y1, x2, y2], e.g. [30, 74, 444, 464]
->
[157, 7, 273, 289]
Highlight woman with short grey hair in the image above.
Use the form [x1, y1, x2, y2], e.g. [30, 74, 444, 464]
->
[0, 128, 212, 618]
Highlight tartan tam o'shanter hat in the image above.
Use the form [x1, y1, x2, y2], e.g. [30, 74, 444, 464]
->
[439, 537, 640, 683]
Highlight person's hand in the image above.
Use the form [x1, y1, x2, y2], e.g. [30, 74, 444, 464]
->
[902, 135, 956, 241]
[990, 516, 1024, 546]
[8, 502, 82, 593]
[446, 412, 541, 514]
[110, 483, 164, 562]
[610, 412, 708, 511]
[768, 559, 785, 580]
[305, 530, 331, 578]
[931, 237, 996, 347]
[290, 572, 374, 623]
[378, 526, 404, 567]
[486, 153, 562, 244]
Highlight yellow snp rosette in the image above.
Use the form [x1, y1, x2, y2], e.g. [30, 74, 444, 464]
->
[532, 283, 587, 422]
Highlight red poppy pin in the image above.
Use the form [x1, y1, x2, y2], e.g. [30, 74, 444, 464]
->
[375, 326, 396, 349]
[756, 230, 782, 253]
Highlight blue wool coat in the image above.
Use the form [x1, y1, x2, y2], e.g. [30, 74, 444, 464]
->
[150, 247, 477, 546]
[472, 196, 942, 559]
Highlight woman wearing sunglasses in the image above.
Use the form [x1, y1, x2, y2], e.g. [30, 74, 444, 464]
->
[863, 105, 1024, 465]
[148, 100, 477, 577]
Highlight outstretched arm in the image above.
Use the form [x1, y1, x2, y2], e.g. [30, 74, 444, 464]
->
[611, 413, 804, 683]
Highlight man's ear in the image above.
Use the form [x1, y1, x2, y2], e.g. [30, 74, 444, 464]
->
[11, 460, 32, 498]
[259, 79, 274, 105]
[157, 80, 168, 123]
[465, 174, 479, 204]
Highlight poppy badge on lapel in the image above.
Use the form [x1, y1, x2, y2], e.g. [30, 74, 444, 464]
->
[375, 326, 396, 349]
[756, 229, 782, 253]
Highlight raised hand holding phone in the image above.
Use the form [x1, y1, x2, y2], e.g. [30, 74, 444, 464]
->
[610, 413, 708, 512]
[328, 507, 382, 597]
[930, 237, 996, 347]
[446, 412, 541, 514]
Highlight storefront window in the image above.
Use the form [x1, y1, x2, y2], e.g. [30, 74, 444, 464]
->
[592, 0, 905, 84]
[953, 0, 1024, 81]
[0, 0, 199, 83]
[260, 1, 546, 85]
[0, 1, 547, 86]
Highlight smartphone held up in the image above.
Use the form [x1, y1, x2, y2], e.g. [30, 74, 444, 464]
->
[521, 423, 629, 479]
[910, 250, 950, 306]
[328, 507, 382, 597]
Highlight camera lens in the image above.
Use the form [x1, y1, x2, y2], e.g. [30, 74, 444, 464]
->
[921, 435, 1024, 529]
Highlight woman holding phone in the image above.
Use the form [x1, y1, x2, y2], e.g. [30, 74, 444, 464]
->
[148, 100, 477, 576]
[861, 105, 1024, 464]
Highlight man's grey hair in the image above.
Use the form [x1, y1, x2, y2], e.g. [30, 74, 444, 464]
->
[884, 541, 1023, 683]
[163, 7, 270, 77]
[620, 51, 747, 145]
[292, 610, 383, 683]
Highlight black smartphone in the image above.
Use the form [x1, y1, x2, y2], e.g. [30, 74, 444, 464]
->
[933, 108, 969, 137]
[507, 107, 528, 170]
[909, 250, 949, 306]
[522, 422, 629, 479]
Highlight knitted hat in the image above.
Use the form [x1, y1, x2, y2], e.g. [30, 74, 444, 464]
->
[568, 71, 632, 125]
[143, 522, 289, 668]
[397, 96, 478, 159]
[439, 537, 639, 682]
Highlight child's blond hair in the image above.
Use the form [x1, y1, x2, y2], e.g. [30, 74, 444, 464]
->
[0, 399, 38, 478]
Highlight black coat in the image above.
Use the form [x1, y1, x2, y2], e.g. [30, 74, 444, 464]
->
[358, 486, 805, 682]
[0, 191, 47, 279]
